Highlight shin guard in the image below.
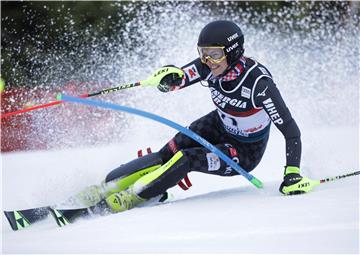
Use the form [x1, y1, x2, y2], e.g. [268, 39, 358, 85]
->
[133, 151, 190, 199]
[104, 152, 163, 196]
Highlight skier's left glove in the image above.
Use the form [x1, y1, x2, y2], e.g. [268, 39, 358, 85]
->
[141, 65, 184, 92]
[279, 166, 319, 195]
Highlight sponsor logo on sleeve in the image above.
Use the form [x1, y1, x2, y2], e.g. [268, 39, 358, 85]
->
[183, 64, 201, 82]
[262, 98, 283, 125]
[256, 86, 268, 97]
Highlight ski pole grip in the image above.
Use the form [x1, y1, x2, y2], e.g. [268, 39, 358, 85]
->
[141, 66, 184, 87]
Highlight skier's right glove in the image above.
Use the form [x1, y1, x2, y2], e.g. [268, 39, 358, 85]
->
[141, 66, 184, 92]
[279, 166, 319, 195]
[157, 66, 184, 93]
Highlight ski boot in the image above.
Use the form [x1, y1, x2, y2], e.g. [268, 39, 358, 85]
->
[74, 152, 163, 207]
[73, 181, 121, 207]
[105, 187, 145, 213]
[74, 185, 103, 207]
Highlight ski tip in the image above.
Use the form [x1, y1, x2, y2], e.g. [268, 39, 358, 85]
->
[4, 211, 18, 231]
[4, 210, 31, 231]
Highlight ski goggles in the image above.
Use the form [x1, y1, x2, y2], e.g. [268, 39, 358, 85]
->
[197, 46, 226, 64]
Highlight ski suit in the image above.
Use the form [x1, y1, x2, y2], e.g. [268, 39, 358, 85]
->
[105, 57, 301, 200]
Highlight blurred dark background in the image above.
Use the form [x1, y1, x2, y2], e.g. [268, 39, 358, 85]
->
[1, 1, 359, 88]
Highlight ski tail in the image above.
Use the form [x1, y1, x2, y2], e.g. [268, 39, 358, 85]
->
[4, 207, 51, 231]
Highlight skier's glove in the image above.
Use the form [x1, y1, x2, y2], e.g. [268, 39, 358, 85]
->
[157, 66, 184, 93]
[141, 66, 184, 93]
[279, 166, 319, 195]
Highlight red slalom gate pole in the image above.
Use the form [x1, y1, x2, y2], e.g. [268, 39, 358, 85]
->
[0, 94, 86, 119]
[0, 82, 141, 119]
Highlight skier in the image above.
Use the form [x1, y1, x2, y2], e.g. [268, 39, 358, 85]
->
[78, 20, 318, 213]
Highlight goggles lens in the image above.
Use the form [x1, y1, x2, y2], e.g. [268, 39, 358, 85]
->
[198, 46, 226, 64]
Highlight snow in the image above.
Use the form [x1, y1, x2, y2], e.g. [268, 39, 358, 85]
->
[2, 126, 359, 253]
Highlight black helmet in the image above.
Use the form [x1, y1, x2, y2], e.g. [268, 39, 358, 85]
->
[197, 20, 244, 68]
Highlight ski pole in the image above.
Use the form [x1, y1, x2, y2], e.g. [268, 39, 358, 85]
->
[318, 171, 359, 184]
[0, 82, 141, 119]
[1, 66, 182, 119]
[308, 170, 359, 190]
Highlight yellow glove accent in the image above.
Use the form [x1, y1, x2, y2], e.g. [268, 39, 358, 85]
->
[141, 66, 184, 87]
[281, 177, 320, 195]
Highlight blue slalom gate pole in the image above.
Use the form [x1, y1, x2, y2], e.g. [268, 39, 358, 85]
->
[60, 94, 263, 188]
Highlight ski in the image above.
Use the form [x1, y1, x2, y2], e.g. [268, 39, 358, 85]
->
[48, 191, 172, 227]
[3, 202, 110, 230]
[3, 204, 105, 230]
[48, 207, 90, 227]
[4, 206, 51, 231]
[49, 199, 112, 227]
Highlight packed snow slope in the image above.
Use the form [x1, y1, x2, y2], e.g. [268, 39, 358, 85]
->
[2, 126, 359, 253]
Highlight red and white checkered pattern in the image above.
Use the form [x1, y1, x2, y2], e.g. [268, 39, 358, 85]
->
[221, 56, 247, 82]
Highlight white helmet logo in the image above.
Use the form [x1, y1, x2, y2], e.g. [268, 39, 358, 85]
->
[226, 42, 239, 53]
[227, 33, 239, 42]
